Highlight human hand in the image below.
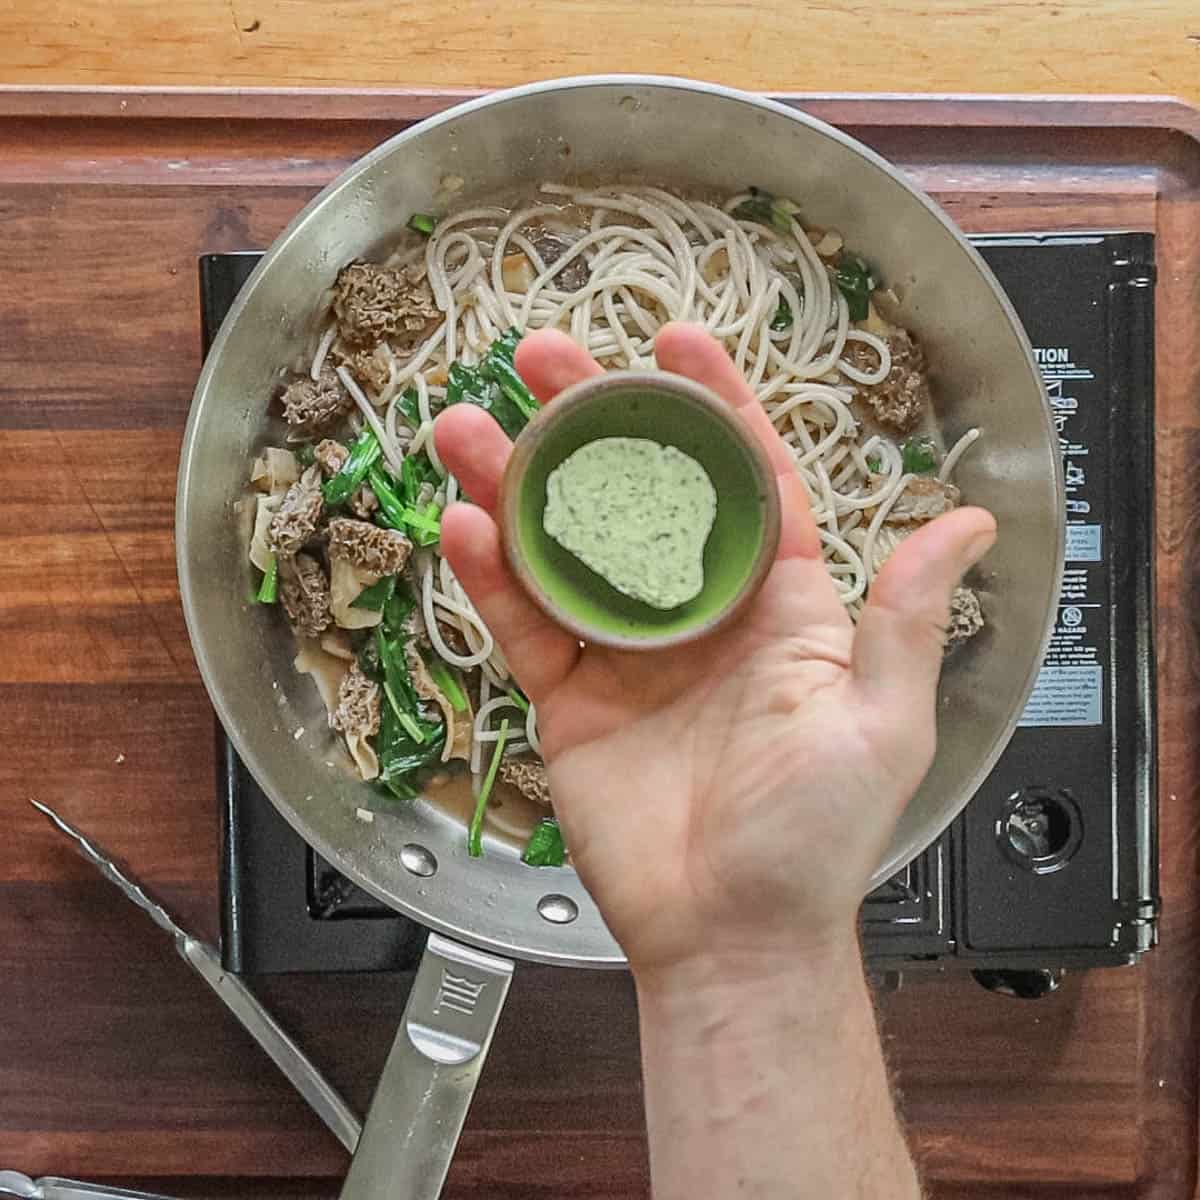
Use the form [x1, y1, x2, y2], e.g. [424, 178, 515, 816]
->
[433, 323, 995, 978]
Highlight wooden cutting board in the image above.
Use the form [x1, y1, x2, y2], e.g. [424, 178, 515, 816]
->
[1, 89, 1198, 1199]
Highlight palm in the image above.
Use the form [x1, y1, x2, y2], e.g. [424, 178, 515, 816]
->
[539, 557, 914, 963]
[434, 323, 995, 971]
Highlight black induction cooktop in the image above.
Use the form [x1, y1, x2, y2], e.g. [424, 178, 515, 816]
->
[206, 232, 1159, 985]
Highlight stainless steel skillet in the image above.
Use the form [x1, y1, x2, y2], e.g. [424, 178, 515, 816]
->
[176, 76, 1064, 1199]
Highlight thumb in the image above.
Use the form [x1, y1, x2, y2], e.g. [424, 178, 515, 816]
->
[851, 506, 997, 709]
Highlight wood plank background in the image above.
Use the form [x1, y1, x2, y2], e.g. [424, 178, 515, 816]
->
[0, 0, 1197, 100]
[2, 88, 1199, 1199]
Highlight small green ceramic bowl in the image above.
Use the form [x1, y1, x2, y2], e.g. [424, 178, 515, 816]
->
[498, 369, 782, 650]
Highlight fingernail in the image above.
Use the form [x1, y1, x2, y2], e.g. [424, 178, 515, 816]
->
[964, 527, 997, 567]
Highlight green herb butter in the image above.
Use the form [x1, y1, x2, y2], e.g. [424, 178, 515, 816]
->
[543, 437, 718, 610]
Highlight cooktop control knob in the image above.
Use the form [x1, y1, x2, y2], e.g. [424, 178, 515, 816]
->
[997, 787, 1083, 874]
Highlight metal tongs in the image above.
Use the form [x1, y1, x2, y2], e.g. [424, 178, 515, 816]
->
[0, 1173, 180, 1200]
[3, 803, 364, 1198]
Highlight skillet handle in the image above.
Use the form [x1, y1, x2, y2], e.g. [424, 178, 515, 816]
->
[339, 932, 514, 1200]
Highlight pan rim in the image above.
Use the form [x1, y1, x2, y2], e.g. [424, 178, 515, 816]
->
[177, 73, 1065, 968]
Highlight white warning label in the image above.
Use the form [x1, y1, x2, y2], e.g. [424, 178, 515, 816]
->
[1018, 344, 1106, 729]
[1019, 665, 1103, 727]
